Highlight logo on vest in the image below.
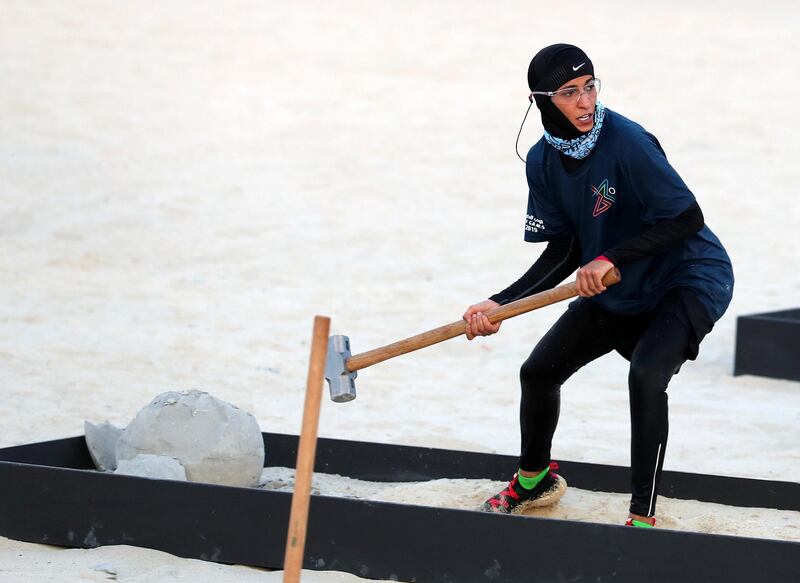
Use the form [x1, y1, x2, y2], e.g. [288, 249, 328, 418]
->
[591, 179, 616, 217]
[525, 214, 545, 234]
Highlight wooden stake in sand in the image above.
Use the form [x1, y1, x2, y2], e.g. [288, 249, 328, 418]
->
[283, 315, 331, 583]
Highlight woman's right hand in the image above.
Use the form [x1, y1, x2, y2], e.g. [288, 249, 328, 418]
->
[462, 299, 502, 341]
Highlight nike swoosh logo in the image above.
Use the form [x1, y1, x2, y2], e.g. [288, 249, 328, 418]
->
[572, 63, 586, 71]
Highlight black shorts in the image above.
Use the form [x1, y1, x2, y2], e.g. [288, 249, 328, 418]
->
[608, 286, 715, 365]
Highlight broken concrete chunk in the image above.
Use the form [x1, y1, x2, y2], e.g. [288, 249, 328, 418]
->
[84, 420, 123, 472]
[91, 563, 118, 576]
[115, 454, 187, 481]
[116, 390, 264, 487]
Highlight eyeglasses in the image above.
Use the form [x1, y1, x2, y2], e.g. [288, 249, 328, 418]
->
[529, 78, 601, 105]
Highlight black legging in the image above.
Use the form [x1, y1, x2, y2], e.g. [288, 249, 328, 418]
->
[518, 288, 712, 517]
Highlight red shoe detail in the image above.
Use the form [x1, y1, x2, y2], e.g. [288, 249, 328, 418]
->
[488, 475, 521, 507]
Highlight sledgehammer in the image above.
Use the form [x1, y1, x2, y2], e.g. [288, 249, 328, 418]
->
[325, 268, 621, 402]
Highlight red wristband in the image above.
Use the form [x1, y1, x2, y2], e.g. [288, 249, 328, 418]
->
[594, 255, 614, 265]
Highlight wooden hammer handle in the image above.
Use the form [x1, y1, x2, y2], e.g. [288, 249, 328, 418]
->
[345, 268, 620, 373]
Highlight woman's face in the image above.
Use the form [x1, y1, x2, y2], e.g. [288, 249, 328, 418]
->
[550, 74, 597, 132]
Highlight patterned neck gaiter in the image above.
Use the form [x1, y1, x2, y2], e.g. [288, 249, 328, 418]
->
[543, 102, 606, 160]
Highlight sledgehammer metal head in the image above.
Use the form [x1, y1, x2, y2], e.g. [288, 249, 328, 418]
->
[324, 335, 357, 403]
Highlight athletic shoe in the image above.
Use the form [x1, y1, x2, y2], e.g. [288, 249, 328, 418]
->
[625, 517, 656, 528]
[480, 462, 567, 514]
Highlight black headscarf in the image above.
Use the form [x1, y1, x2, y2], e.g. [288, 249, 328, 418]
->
[528, 44, 594, 140]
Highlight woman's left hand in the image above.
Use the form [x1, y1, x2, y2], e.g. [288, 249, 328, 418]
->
[576, 259, 615, 297]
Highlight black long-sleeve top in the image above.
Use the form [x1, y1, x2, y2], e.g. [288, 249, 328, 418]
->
[489, 201, 704, 305]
